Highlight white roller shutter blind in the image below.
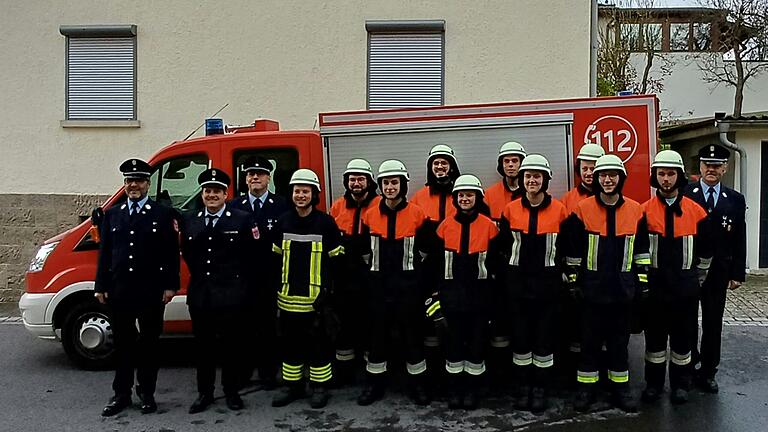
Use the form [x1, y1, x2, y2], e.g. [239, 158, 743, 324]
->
[368, 33, 443, 110]
[67, 37, 135, 120]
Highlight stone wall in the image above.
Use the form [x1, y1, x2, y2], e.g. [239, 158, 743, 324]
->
[0, 194, 109, 302]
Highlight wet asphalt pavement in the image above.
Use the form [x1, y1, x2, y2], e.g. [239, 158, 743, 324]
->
[0, 321, 766, 431]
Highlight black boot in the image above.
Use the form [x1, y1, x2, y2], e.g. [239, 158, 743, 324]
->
[642, 361, 666, 403]
[334, 359, 357, 387]
[530, 387, 547, 413]
[573, 384, 595, 412]
[411, 374, 431, 406]
[447, 374, 462, 409]
[310, 385, 330, 409]
[271, 382, 307, 407]
[357, 373, 385, 406]
[513, 364, 531, 410]
[670, 387, 689, 405]
[641, 385, 663, 403]
[611, 383, 637, 413]
[462, 373, 480, 410]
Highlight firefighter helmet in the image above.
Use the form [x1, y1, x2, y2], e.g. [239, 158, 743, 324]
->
[377, 159, 410, 181]
[343, 158, 374, 177]
[577, 143, 605, 162]
[593, 154, 626, 176]
[289, 168, 321, 191]
[452, 174, 484, 194]
[429, 144, 456, 162]
[518, 154, 552, 178]
[499, 141, 527, 158]
[651, 150, 685, 170]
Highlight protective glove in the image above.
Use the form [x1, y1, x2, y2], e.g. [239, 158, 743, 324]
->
[563, 265, 581, 300]
[425, 293, 449, 332]
[697, 268, 708, 286]
[636, 265, 650, 301]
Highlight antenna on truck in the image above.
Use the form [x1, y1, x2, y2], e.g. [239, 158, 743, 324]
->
[183, 103, 230, 141]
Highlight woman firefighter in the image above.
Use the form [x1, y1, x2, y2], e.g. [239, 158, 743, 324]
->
[498, 154, 569, 413]
[426, 174, 500, 410]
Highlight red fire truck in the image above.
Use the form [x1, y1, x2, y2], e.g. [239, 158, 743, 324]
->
[19, 95, 659, 368]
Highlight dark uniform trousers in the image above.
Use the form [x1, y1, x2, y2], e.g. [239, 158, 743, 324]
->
[111, 300, 165, 397]
[644, 291, 698, 390]
[95, 199, 180, 398]
[280, 311, 334, 386]
[511, 297, 558, 387]
[696, 260, 730, 376]
[333, 258, 369, 362]
[366, 296, 427, 375]
[189, 307, 247, 395]
[444, 310, 487, 376]
[578, 302, 631, 385]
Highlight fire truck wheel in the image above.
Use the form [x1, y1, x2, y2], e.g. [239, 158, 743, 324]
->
[61, 301, 116, 370]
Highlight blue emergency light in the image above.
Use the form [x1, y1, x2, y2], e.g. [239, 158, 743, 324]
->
[617, 90, 635, 97]
[205, 118, 224, 136]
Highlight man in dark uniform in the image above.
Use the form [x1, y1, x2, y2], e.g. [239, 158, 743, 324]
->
[229, 156, 289, 389]
[95, 158, 180, 416]
[182, 168, 254, 413]
[684, 144, 746, 393]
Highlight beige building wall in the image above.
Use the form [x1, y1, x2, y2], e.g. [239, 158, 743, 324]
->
[1, 0, 592, 195]
[0, 0, 592, 300]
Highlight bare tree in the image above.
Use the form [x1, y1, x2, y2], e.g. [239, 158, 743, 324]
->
[598, 0, 674, 96]
[696, 0, 768, 116]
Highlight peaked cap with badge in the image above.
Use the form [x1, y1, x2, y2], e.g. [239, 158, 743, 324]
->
[198, 168, 231, 189]
[243, 156, 274, 174]
[120, 158, 152, 179]
[698, 144, 730, 165]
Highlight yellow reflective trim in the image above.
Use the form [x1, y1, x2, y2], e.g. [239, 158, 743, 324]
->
[623, 235, 635, 272]
[309, 241, 323, 288]
[567, 273, 577, 283]
[426, 301, 441, 317]
[281, 239, 291, 285]
[577, 372, 600, 384]
[608, 370, 629, 383]
[272, 243, 283, 255]
[637, 273, 648, 283]
[328, 245, 344, 257]
[587, 233, 599, 271]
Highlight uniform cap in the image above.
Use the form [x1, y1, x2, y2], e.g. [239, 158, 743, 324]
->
[518, 154, 552, 178]
[289, 168, 321, 191]
[344, 158, 374, 177]
[576, 143, 606, 162]
[698, 144, 730, 164]
[651, 150, 685, 170]
[452, 174, 484, 194]
[593, 154, 626, 176]
[377, 159, 409, 181]
[242, 156, 273, 173]
[198, 168, 230, 189]
[120, 158, 152, 179]
[498, 141, 527, 158]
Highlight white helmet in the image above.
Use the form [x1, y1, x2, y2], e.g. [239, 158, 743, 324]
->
[518, 154, 552, 178]
[651, 150, 685, 170]
[577, 143, 605, 162]
[289, 168, 321, 191]
[593, 154, 626, 176]
[344, 158, 374, 177]
[429, 144, 457, 162]
[452, 174, 484, 194]
[377, 160, 409, 181]
[499, 141, 527, 158]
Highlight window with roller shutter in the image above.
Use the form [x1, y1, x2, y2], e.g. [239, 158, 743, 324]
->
[60, 25, 137, 122]
[366, 20, 444, 110]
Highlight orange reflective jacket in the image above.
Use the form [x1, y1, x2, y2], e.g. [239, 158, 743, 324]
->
[411, 186, 456, 223]
[561, 184, 593, 215]
[485, 180, 523, 220]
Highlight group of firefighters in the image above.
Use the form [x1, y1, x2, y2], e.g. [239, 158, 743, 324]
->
[94, 139, 745, 417]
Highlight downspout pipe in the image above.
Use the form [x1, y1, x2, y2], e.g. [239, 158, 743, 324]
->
[714, 113, 747, 198]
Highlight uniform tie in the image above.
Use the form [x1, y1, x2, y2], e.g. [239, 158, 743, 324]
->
[253, 198, 262, 217]
[706, 187, 715, 212]
[129, 202, 140, 220]
[206, 215, 219, 227]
